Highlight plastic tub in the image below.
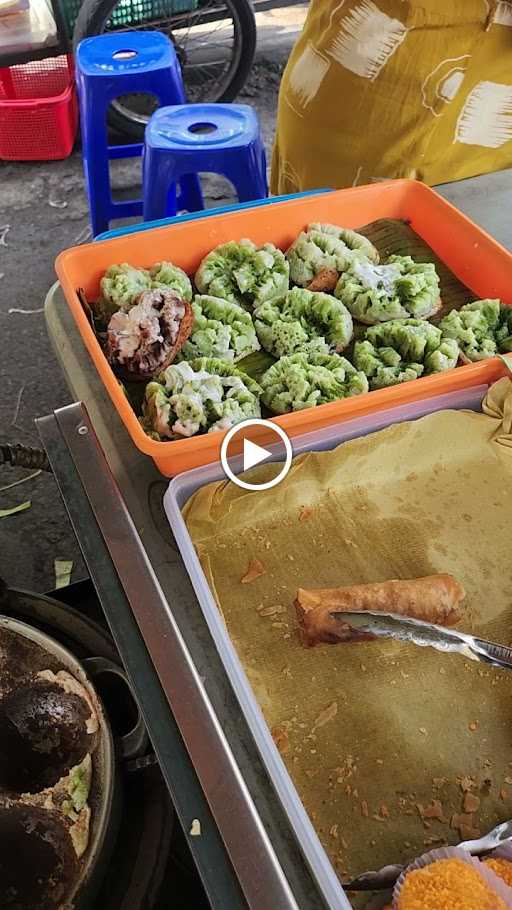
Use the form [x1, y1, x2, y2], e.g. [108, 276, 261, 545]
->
[163, 385, 489, 910]
[55, 180, 512, 476]
[0, 55, 77, 161]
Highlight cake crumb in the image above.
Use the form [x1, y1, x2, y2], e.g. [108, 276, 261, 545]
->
[459, 776, 475, 793]
[271, 725, 290, 755]
[424, 835, 444, 846]
[257, 603, 285, 617]
[463, 792, 480, 813]
[417, 800, 447, 823]
[459, 822, 481, 840]
[312, 701, 338, 732]
[451, 812, 481, 840]
[241, 559, 266, 583]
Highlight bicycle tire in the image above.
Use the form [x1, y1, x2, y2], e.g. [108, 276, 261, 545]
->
[73, 0, 257, 141]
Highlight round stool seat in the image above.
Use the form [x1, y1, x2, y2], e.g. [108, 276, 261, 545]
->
[76, 31, 176, 77]
[148, 103, 258, 148]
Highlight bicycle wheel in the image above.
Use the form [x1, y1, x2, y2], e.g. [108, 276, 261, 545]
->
[73, 0, 257, 141]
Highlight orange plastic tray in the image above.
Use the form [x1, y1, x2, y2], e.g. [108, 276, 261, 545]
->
[56, 180, 512, 476]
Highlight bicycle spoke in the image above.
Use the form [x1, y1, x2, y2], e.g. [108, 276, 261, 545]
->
[99, 0, 250, 131]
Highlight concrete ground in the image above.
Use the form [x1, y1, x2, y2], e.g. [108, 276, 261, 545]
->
[0, 5, 307, 593]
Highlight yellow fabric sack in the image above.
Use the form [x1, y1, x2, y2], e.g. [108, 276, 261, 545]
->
[272, 1, 512, 193]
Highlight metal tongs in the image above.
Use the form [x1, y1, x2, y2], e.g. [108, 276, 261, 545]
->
[330, 609, 512, 890]
[331, 610, 512, 671]
[342, 819, 512, 891]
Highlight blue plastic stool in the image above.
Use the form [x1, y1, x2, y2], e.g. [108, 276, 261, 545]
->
[76, 31, 203, 236]
[143, 103, 267, 222]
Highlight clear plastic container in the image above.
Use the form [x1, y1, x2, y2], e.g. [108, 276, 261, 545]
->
[163, 384, 488, 910]
[0, 0, 56, 52]
[0, 0, 30, 16]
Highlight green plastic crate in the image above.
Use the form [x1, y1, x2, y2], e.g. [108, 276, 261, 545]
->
[58, 0, 199, 41]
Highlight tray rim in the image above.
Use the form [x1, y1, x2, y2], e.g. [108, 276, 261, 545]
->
[55, 180, 512, 476]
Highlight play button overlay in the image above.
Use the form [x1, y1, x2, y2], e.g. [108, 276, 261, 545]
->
[243, 438, 272, 472]
[220, 419, 293, 491]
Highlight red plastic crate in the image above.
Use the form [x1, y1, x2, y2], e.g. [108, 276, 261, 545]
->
[0, 55, 77, 161]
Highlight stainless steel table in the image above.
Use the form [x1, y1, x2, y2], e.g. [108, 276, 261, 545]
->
[41, 171, 512, 910]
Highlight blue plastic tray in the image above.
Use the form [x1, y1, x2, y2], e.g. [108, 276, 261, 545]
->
[94, 189, 332, 242]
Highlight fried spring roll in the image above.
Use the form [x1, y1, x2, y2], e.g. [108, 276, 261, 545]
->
[295, 574, 465, 647]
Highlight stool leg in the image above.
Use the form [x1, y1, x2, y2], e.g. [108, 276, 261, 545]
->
[143, 174, 173, 221]
[166, 183, 178, 218]
[77, 73, 111, 237]
[226, 144, 268, 204]
[79, 104, 112, 235]
[143, 147, 177, 221]
[177, 174, 205, 213]
[143, 147, 204, 219]
[144, 70, 204, 213]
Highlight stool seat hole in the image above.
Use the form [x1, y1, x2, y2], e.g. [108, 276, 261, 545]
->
[112, 49, 138, 61]
[188, 122, 218, 135]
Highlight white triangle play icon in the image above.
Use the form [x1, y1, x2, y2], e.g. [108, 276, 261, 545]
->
[220, 419, 293, 491]
[243, 438, 271, 472]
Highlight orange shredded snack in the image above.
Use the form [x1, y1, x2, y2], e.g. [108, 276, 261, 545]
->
[484, 857, 512, 888]
[396, 858, 507, 909]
